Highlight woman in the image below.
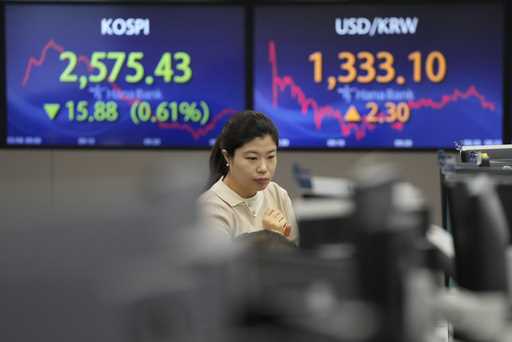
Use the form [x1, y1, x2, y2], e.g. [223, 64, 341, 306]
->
[199, 110, 298, 244]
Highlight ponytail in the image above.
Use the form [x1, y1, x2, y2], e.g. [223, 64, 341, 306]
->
[206, 136, 228, 189]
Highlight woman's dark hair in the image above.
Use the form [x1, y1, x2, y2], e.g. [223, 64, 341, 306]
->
[206, 110, 279, 188]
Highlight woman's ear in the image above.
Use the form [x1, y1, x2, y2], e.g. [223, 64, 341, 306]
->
[221, 149, 231, 166]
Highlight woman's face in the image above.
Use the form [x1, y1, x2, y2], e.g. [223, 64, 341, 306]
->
[224, 134, 277, 198]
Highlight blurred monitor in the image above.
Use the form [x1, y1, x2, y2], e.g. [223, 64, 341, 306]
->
[295, 198, 355, 251]
[442, 165, 512, 244]
[445, 175, 509, 292]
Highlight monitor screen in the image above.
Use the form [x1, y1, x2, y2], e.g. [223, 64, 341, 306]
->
[4, 3, 246, 148]
[445, 176, 509, 292]
[254, 4, 503, 149]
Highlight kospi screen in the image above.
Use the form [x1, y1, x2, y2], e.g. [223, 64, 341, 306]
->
[254, 4, 503, 149]
[5, 4, 245, 148]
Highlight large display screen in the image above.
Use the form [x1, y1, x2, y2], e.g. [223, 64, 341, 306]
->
[5, 4, 245, 147]
[254, 4, 503, 149]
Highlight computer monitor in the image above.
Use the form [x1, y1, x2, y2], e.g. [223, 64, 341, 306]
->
[295, 198, 355, 250]
[445, 175, 509, 292]
[3, 2, 246, 148]
[253, 2, 503, 149]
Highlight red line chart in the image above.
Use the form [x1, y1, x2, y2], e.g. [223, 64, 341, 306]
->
[268, 40, 496, 140]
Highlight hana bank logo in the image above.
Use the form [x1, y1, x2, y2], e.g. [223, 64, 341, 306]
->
[101, 18, 150, 36]
[335, 17, 419, 36]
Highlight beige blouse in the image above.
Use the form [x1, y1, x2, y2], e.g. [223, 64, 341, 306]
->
[198, 178, 299, 244]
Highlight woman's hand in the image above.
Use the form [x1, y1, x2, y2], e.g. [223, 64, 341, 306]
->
[262, 208, 291, 237]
